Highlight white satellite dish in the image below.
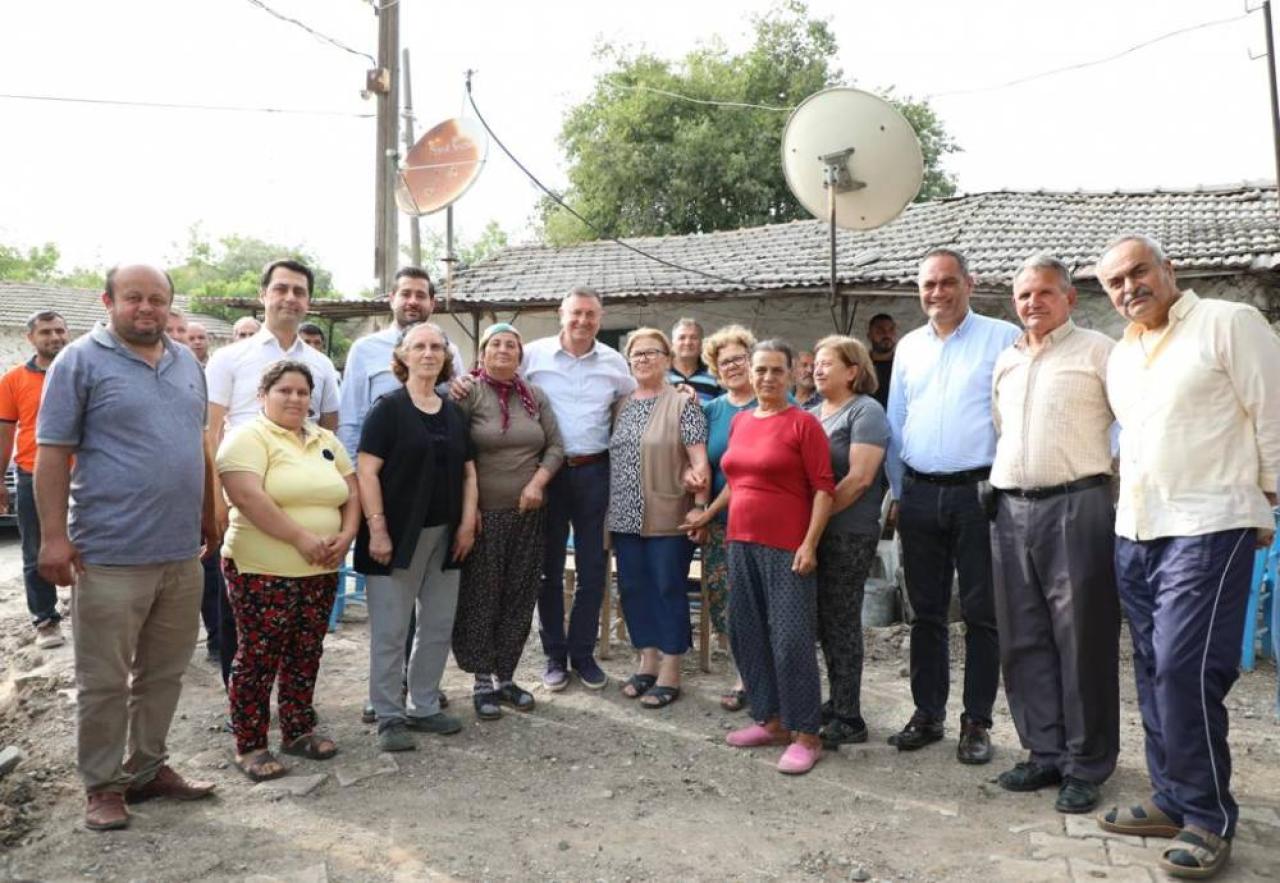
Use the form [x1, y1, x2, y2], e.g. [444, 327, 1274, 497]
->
[782, 87, 924, 230]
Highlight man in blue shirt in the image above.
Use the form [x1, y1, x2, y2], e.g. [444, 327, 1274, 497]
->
[886, 248, 1020, 764]
[666, 318, 719, 403]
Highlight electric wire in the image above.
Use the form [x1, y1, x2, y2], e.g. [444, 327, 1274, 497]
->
[464, 74, 755, 290]
[0, 92, 374, 118]
[600, 78, 793, 112]
[243, 0, 376, 66]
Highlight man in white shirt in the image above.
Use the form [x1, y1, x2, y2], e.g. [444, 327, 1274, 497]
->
[521, 288, 635, 691]
[1095, 235, 1280, 880]
[203, 259, 341, 686]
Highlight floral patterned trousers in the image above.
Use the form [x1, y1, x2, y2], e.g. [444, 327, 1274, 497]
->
[221, 559, 337, 755]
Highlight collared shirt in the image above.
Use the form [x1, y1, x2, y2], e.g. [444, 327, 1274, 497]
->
[205, 327, 341, 430]
[36, 323, 207, 565]
[990, 320, 1116, 490]
[1108, 289, 1280, 541]
[886, 310, 1020, 498]
[796, 390, 823, 410]
[521, 335, 635, 456]
[337, 323, 464, 457]
[667, 363, 720, 403]
[0, 356, 48, 472]
[217, 414, 353, 577]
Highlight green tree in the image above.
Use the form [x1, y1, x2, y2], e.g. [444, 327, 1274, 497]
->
[541, 0, 958, 244]
[0, 242, 63, 282]
[402, 219, 509, 289]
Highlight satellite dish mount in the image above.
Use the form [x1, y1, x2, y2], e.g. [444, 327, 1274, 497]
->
[820, 147, 865, 303]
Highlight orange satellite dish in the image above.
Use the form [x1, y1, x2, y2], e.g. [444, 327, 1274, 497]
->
[395, 117, 488, 216]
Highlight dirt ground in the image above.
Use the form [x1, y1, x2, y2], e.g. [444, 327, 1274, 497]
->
[1, 530, 1278, 883]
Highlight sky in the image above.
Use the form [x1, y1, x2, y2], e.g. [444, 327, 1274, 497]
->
[0, 0, 1274, 294]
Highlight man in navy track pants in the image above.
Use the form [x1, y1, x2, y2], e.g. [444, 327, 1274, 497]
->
[1095, 234, 1280, 879]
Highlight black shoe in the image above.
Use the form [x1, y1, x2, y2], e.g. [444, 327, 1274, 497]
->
[361, 702, 376, 725]
[1055, 776, 1100, 814]
[887, 713, 944, 751]
[956, 719, 993, 765]
[495, 683, 535, 712]
[473, 691, 502, 721]
[819, 717, 868, 748]
[998, 761, 1062, 792]
[570, 656, 608, 690]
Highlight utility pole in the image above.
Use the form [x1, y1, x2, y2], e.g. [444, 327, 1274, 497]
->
[401, 47, 422, 267]
[1264, 1, 1280, 207]
[371, 0, 400, 293]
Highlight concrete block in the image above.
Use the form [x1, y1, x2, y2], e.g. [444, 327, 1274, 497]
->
[1068, 857, 1153, 881]
[1064, 814, 1146, 845]
[987, 855, 1070, 882]
[250, 773, 326, 798]
[1028, 832, 1108, 863]
[0, 745, 25, 777]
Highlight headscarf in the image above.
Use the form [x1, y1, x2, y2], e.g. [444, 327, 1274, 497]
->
[472, 323, 537, 432]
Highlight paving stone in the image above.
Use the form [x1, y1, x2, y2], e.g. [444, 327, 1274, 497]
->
[1068, 857, 1153, 881]
[987, 855, 1070, 882]
[1104, 839, 1162, 868]
[1237, 805, 1280, 828]
[1064, 814, 1146, 845]
[1028, 832, 1108, 863]
[244, 865, 327, 883]
[0, 745, 24, 778]
[335, 756, 398, 788]
[250, 774, 326, 799]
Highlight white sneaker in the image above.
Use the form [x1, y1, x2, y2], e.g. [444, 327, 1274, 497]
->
[35, 621, 65, 649]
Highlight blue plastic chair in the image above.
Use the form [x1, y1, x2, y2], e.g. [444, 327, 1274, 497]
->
[1241, 509, 1279, 672]
[329, 560, 367, 632]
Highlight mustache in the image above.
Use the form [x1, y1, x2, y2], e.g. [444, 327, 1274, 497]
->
[1122, 286, 1153, 308]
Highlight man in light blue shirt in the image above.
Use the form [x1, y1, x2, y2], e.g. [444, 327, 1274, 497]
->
[338, 266, 463, 458]
[521, 287, 635, 690]
[885, 248, 1019, 764]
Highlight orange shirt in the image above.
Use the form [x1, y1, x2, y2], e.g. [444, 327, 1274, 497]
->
[0, 358, 48, 472]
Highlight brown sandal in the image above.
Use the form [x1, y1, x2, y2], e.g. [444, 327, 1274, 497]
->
[281, 732, 338, 760]
[719, 688, 747, 712]
[1158, 825, 1231, 879]
[235, 750, 287, 782]
[1097, 799, 1181, 838]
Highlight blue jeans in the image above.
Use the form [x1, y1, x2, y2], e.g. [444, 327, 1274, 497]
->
[1115, 528, 1254, 840]
[537, 458, 609, 663]
[17, 468, 59, 628]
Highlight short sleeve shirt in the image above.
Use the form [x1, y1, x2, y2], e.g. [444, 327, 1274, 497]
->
[205, 328, 341, 430]
[607, 395, 708, 534]
[217, 415, 353, 577]
[36, 324, 208, 565]
[810, 395, 890, 537]
[0, 358, 48, 472]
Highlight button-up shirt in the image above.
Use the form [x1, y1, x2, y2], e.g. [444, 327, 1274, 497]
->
[886, 310, 1020, 498]
[205, 327, 341, 430]
[336, 323, 462, 457]
[1108, 289, 1280, 541]
[990, 320, 1115, 490]
[521, 335, 635, 456]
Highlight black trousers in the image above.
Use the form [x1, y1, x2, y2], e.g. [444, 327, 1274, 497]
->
[991, 484, 1119, 783]
[897, 474, 999, 727]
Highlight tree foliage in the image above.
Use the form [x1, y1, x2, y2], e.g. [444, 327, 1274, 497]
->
[0, 242, 103, 288]
[405, 219, 509, 282]
[541, 0, 958, 244]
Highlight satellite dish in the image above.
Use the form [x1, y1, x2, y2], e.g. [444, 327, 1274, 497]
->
[395, 117, 488, 216]
[781, 88, 923, 230]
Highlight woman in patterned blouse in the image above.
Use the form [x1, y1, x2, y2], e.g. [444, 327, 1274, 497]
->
[607, 327, 710, 709]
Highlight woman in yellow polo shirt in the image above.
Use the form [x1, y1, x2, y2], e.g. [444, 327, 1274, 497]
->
[217, 359, 360, 781]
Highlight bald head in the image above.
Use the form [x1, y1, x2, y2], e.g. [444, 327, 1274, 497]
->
[101, 264, 174, 347]
[186, 320, 209, 362]
[232, 316, 261, 340]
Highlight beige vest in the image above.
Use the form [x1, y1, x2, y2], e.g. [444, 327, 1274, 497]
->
[638, 386, 694, 537]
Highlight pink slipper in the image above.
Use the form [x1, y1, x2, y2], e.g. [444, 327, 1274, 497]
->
[725, 723, 789, 748]
[777, 741, 821, 774]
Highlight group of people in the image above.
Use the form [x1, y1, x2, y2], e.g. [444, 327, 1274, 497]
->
[4, 233, 1276, 881]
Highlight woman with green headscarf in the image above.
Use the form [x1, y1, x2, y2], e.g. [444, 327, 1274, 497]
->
[452, 323, 564, 719]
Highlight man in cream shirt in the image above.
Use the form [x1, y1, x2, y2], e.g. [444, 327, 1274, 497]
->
[1095, 235, 1280, 880]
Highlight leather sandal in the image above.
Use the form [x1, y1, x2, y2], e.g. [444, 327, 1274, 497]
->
[1097, 798, 1181, 838]
[281, 732, 338, 761]
[235, 750, 287, 782]
[719, 688, 748, 712]
[1158, 825, 1231, 879]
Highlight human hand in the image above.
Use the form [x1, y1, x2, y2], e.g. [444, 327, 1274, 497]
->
[321, 531, 356, 570]
[452, 520, 476, 562]
[293, 530, 330, 566]
[686, 526, 708, 544]
[369, 528, 393, 566]
[0, 483, 9, 516]
[886, 501, 899, 530]
[518, 482, 545, 512]
[681, 464, 709, 494]
[678, 508, 711, 532]
[791, 541, 817, 575]
[448, 374, 475, 402]
[39, 535, 84, 587]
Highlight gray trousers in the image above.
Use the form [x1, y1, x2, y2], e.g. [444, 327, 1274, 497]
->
[367, 526, 459, 726]
[990, 483, 1120, 783]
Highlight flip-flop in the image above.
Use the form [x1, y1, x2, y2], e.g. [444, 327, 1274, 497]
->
[640, 685, 681, 709]
[1097, 799, 1181, 838]
[281, 732, 338, 761]
[620, 673, 657, 699]
[1158, 826, 1231, 879]
[720, 688, 748, 712]
[235, 750, 287, 782]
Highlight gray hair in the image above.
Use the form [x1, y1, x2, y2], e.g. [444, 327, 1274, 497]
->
[560, 286, 603, 308]
[671, 317, 704, 339]
[920, 247, 970, 276]
[1097, 233, 1168, 266]
[26, 309, 65, 332]
[752, 338, 795, 369]
[1013, 253, 1074, 292]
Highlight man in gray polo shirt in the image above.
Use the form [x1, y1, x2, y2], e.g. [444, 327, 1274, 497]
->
[36, 263, 219, 832]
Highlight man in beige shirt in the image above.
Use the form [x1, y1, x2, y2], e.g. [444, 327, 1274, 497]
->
[1095, 235, 1280, 880]
[989, 253, 1119, 816]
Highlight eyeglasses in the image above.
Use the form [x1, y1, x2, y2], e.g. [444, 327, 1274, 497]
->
[629, 348, 668, 363]
[717, 354, 748, 370]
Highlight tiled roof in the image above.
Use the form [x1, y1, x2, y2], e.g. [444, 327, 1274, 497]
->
[450, 185, 1280, 308]
[0, 282, 235, 337]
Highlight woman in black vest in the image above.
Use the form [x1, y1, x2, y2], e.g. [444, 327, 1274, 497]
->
[355, 322, 477, 752]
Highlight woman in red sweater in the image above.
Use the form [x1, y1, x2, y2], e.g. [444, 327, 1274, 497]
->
[684, 339, 834, 774]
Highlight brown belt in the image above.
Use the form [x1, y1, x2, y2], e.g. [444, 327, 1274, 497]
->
[565, 452, 608, 468]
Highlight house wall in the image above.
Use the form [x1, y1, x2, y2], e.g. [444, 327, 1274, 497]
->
[0, 327, 233, 371]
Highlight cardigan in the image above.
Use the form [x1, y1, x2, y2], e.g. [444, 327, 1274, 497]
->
[354, 387, 472, 575]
